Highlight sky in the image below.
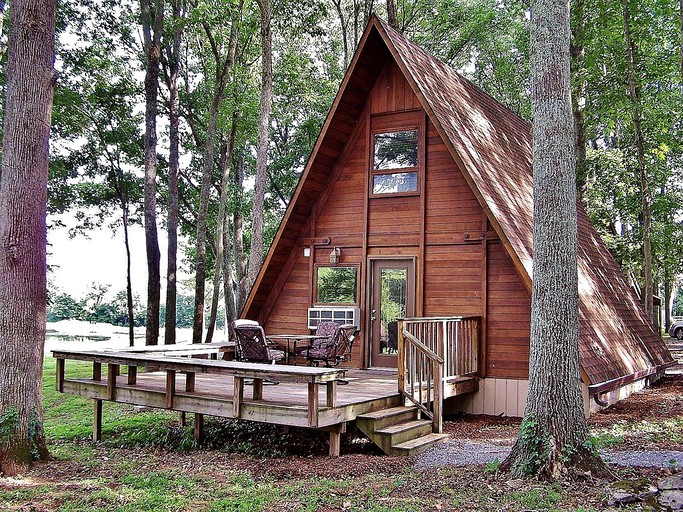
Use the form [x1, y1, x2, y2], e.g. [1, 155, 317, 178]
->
[47, 214, 190, 301]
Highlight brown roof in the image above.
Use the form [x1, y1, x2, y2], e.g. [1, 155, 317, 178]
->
[244, 16, 672, 386]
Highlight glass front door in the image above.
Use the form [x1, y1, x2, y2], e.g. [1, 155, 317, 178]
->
[370, 259, 415, 367]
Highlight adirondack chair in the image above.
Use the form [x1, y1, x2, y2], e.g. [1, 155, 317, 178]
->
[303, 322, 357, 367]
[233, 321, 285, 364]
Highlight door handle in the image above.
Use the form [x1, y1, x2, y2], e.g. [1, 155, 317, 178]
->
[371, 309, 376, 322]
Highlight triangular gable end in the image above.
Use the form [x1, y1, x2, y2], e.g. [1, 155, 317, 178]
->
[244, 15, 673, 390]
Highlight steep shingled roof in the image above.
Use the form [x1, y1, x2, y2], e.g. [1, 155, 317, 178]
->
[244, 16, 672, 387]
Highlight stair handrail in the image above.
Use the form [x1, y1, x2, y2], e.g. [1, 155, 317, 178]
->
[398, 323, 443, 433]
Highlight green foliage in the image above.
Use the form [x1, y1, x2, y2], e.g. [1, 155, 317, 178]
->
[47, 286, 146, 327]
[484, 457, 500, 474]
[517, 414, 550, 476]
[0, 407, 20, 446]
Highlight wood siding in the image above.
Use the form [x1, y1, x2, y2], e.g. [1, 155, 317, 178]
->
[261, 58, 532, 378]
[486, 241, 531, 378]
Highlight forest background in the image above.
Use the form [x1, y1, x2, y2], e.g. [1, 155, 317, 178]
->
[26, 0, 683, 338]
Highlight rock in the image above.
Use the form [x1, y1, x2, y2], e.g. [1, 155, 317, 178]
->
[505, 479, 524, 490]
[660, 474, 683, 491]
[607, 479, 658, 507]
[659, 490, 683, 510]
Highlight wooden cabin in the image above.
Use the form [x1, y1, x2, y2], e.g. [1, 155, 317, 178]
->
[243, 16, 673, 418]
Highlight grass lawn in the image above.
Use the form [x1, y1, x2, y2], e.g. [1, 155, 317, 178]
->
[0, 360, 680, 511]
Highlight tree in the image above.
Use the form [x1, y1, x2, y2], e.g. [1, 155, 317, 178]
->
[190, 0, 242, 343]
[500, 0, 605, 479]
[140, 0, 164, 345]
[162, 0, 185, 345]
[0, 0, 56, 476]
[621, 0, 653, 323]
[246, 0, 273, 295]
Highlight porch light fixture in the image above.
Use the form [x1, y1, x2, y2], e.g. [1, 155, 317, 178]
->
[303, 247, 311, 257]
[329, 246, 340, 264]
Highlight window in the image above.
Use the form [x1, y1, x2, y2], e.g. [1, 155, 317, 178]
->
[372, 129, 419, 195]
[316, 266, 357, 304]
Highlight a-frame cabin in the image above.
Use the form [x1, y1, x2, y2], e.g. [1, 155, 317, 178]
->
[243, 16, 673, 418]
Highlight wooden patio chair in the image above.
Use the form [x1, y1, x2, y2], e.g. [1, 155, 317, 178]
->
[232, 322, 285, 364]
[303, 322, 357, 367]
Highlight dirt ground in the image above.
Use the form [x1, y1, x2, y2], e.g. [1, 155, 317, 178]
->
[444, 373, 683, 451]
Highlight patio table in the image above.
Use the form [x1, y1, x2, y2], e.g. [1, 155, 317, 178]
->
[267, 334, 324, 364]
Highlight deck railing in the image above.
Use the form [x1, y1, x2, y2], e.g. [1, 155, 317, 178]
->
[397, 316, 480, 433]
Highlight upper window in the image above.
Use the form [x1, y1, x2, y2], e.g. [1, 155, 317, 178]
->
[372, 129, 419, 195]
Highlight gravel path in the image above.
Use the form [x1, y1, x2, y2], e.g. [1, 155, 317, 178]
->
[415, 440, 683, 469]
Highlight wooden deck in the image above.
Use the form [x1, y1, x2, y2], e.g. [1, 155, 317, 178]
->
[53, 349, 401, 456]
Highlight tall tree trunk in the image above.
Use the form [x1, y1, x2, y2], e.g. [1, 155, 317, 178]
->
[0, 0, 55, 476]
[501, 0, 605, 480]
[332, 0, 349, 68]
[192, 6, 241, 343]
[571, 0, 587, 199]
[164, 0, 183, 345]
[233, 156, 248, 312]
[206, 114, 239, 342]
[122, 203, 135, 347]
[247, 0, 273, 297]
[621, 0, 654, 323]
[140, 0, 163, 345]
[386, 0, 398, 29]
[223, 206, 237, 335]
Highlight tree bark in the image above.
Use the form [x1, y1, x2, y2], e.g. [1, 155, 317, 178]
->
[386, 0, 398, 29]
[501, 0, 606, 480]
[191, 4, 242, 343]
[233, 156, 248, 312]
[621, 0, 654, 324]
[246, 0, 273, 298]
[223, 204, 237, 336]
[121, 197, 135, 346]
[206, 114, 239, 342]
[140, 0, 163, 345]
[571, 0, 587, 199]
[163, 0, 183, 345]
[332, 0, 349, 68]
[0, 0, 55, 476]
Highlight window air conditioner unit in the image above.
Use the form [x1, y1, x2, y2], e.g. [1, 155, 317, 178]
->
[307, 307, 360, 330]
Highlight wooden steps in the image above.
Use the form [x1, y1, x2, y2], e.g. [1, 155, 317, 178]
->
[356, 405, 449, 456]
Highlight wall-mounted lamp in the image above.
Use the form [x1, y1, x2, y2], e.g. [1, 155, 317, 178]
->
[329, 246, 340, 264]
[303, 247, 311, 258]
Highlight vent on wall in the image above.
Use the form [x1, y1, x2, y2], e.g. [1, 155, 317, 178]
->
[307, 307, 361, 330]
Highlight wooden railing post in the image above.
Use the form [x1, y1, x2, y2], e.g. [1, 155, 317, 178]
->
[397, 319, 405, 395]
[433, 358, 443, 433]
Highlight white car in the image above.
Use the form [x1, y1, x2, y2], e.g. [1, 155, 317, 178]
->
[669, 318, 683, 340]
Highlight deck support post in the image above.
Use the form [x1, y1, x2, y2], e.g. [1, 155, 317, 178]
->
[107, 364, 117, 400]
[328, 424, 343, 457]
[252, 378, 263, 400]
[93, 362, 101, 381]
[307, 382, 319, 427]
[93, 399, 102, 442]
[193, 413, 203, 440]
[127, 365, 137, 385]
[179, 412, 186, 426]
[166, 370, 176, 409]
[326, 381, 337, 407]
[185, 372, 195, 392]
[56, 358, 64, 392]
[233, 376, 244, 418]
